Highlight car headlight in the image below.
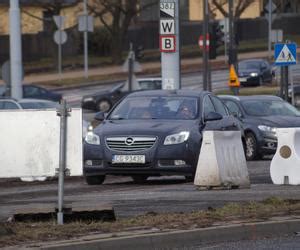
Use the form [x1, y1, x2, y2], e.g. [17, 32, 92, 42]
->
[250, 72, 258, 77]
[164, 131, 190, 145]
[85, 131, 100, 145]
[83, 97, 94, 102]
[258, 125, 277, 135]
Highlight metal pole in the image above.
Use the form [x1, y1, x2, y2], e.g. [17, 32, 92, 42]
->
[9, 0, 23, 99]
[228, 0, 236, 67]
[268, 0, 272, 59]
[128, 44, 133, 92]
[284, 66, 289, 102]
[280, 67, 284, 98]
[202, 0, 208, 91]
[57, 99, 68, 225]
[58, 29, 62, 81]
[83, 0, 89, 78]
[290, 66, 294, 106]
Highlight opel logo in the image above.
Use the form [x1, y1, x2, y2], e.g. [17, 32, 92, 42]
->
[125, 137, 134, 145]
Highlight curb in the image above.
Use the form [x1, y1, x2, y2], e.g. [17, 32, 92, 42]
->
[31, 218, 300, 250]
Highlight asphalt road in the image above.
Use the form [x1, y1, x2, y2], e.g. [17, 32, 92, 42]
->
[196, 235, 300, 250]
[1, 160, 300, 222]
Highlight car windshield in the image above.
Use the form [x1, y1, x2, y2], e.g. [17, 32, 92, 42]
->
[109, 96, 198, 120]
[241, 100, 300, 117]
[239, 61, 260, 70]
[138, 80, 162, 90]
[20, 102, 59, 109]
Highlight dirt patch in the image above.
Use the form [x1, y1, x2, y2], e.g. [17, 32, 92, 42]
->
[1, 197, 300, 247]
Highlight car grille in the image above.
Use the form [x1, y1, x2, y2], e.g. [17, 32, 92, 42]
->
[106, 136, 157, 152]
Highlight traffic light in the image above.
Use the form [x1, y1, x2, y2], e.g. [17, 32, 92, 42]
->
[209, 22, 225, 59]
[135, 45, 144, 60]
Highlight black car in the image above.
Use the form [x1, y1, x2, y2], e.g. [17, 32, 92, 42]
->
[83, 90, 241, 185]
[0, 84, 62, 102]
[220, 95, 300, 161]
[238, 59, 273, 86]
[81, 78, 162, 112]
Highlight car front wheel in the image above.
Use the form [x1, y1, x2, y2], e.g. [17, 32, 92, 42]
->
[85, 175, 106, 185]
[245, 132, 260, 161]
[96, 99, 111, 112]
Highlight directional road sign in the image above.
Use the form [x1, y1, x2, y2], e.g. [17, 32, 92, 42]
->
[274, 43, 297, 66]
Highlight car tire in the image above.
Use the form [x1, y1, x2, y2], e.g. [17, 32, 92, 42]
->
[85, 175, 106, 185]
[185, 176, 194, 182]
[96, 99, 112, 112]
[131, 175, 148, 184]
[245, 132, 260, 161]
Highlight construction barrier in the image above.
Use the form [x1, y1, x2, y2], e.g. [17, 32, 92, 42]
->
[270, 128, 300, 185]
[0, 109, 83, 180]
[194, 131, 250, 189]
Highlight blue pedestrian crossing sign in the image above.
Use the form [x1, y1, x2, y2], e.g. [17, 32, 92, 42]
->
[274, 43, 297, 66]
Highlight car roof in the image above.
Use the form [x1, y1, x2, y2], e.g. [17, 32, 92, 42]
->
[218, 95, 283, 101]
[0, 98, 56, 103]
[126, 89, 209, 98]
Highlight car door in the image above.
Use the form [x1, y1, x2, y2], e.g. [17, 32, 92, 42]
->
[261, 61, 272, 82]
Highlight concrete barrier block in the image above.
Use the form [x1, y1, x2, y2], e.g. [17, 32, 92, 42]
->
[270, 128, 300, 185]
[194, 131, 250, 189]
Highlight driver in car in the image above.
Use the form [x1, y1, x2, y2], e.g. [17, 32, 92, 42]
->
[177, 103, 195, 119]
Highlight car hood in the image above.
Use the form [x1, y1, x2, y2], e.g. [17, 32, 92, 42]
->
[94, 119, 199, 136]
[249, 115, 300, 127]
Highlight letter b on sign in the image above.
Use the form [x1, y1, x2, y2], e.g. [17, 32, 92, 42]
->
[160, 35, 176, 52]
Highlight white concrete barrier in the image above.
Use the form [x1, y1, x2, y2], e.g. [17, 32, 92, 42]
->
[0, 109, 82, 179]
[194, 131, 250, 189]
[270, 128, 300, 185]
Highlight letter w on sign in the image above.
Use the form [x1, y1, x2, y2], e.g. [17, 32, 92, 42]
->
[160, 20, 175, 35]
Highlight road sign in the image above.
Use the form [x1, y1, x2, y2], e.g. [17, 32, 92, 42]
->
[160, 19, 175, 35]
[160, 35, 176, 52]
[78, 15, 94, 32]
[271, 29, 283, 43]
[160, 2, 175, 18]
[54, 30, 68, 45]
[198, 34, 210, 51]
[53, 16, 65, 29]
[274, 43, 297, 66]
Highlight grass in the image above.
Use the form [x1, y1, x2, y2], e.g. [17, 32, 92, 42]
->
[1, 197, 300, 247]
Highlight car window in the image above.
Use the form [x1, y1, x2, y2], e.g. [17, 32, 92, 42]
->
[242, 100, 300, 116]
[20, 102, 59, 109]
[4, 101, 19, 109]
[24, 86, 40, 97]
[223, 100, 242, 116]
[210, 96, 228, 116]
[138, 80, 162, 90]
[202, 95, 215, 117]
[109, 96, 198, 120]
[0, 101, 5, 109]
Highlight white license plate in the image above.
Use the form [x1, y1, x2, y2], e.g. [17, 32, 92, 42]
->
[112, 155, 145, 164]
[239, 77, 247, 82]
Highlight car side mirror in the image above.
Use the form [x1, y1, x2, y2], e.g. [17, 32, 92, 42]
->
[204, 112, 223, 122]
[94, 111, 106, 121]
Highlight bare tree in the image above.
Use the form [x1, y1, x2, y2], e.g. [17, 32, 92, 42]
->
[210, 0, 256, 18]
[87, 0, 156, 63]
[22, 0, 79, 33]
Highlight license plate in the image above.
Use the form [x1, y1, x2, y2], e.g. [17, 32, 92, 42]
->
[112, 155, 145, 164]
[239, 77, 247, 82]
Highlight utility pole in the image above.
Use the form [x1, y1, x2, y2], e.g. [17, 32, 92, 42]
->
[202, 0, 209, 91]
[160, 0, 181, 90]
[9, 0, 23, 99]
[83, 0, 88, 78]
[228, 0, 237, 68]
[268, 0, 272, 59]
